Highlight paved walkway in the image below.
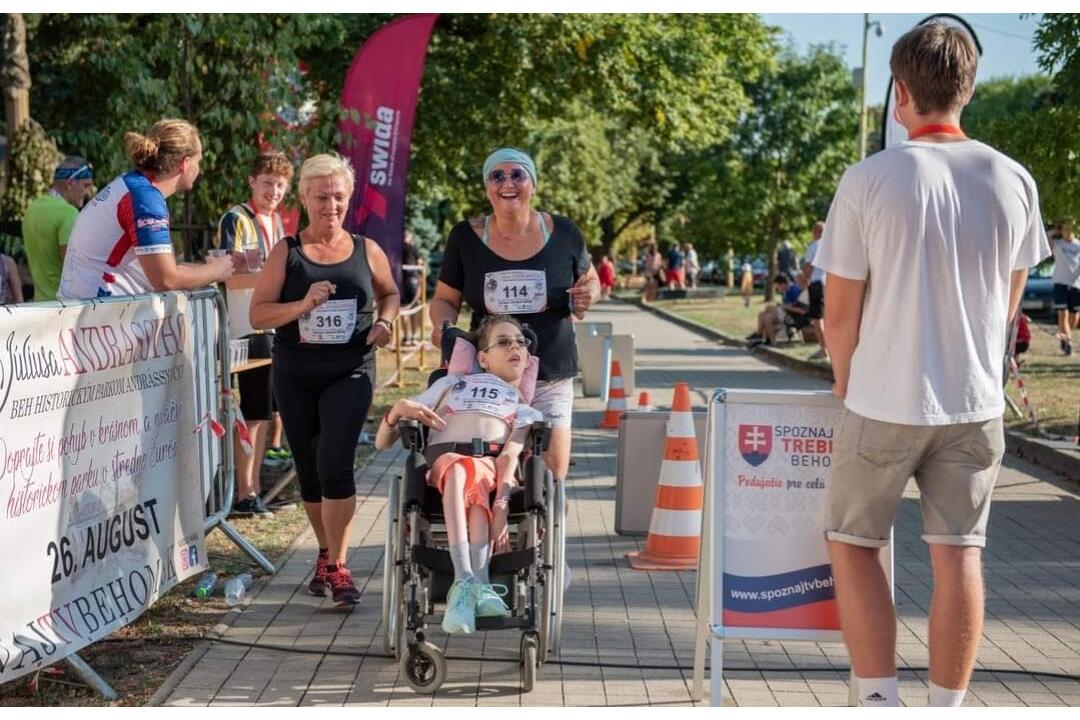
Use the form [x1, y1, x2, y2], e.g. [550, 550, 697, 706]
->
[163, 301, 1080, 707]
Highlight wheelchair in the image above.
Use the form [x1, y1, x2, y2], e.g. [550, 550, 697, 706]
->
[381, 324, 568, 694]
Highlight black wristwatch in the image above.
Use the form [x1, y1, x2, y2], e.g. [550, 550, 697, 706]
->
[375, 318, 394, 332]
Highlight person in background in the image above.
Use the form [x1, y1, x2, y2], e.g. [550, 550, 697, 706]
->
[747, 274, 807, 347]
[666, 242, 685, 290]
[800, 221, 829, 361]
[1012, 313, 1031, 362]
[684, 242, 699, 289]
[739, 261, 753, 307]
[597, 254, 616, 300]
[1050, 221, 1080, 356]
[815, 22, 1049, 707]
[58, 119, 233, 299]
[400, 232, 424, 345]
[22, 155, 95, 301]
[0, 249, 23, 303]
[216, 152, 294, 518]
[642, 243, 662, 303]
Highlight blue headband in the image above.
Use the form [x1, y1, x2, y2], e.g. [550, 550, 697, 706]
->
[55, 164, 93, 181]
[482, 148, 537, 186]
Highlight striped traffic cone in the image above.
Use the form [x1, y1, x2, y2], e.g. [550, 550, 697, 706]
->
[597, 360, 627, 429]
[637, 391, 653, 412]
[627, 382, 702, 570]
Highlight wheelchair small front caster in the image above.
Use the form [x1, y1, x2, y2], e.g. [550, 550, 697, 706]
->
[520, 632, 539, 692]
[400, 640, 447, 694]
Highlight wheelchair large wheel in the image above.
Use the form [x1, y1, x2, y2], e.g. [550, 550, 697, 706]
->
[550, 478, 567, 656]
[400, 640, 447, 695]
[520, 632, 539, 692]
[537, 471, 555, 660]
[382, 475, 402, 656]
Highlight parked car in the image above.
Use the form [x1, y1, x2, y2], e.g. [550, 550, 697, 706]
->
[1022, 259, 1055, 318]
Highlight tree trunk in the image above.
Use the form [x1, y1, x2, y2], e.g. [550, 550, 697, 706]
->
[2, 13, 31, 190]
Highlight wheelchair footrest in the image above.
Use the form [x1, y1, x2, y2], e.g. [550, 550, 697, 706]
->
[412, 545, 454, 575]
[411, 546, 537, 577]
[476, 616, 531, 631]
[489, 548, 535, 575]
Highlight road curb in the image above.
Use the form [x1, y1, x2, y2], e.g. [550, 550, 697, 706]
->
[628, 297, 1079, 481]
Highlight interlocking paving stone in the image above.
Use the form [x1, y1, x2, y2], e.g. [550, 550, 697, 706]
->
[163, 301, 1079, 707]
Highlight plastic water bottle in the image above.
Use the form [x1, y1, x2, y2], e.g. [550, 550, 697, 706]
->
[193, 572, 218, 598]
[224, 573, 253, 606]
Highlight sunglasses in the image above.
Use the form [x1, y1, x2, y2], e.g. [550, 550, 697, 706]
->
[486, 168, 531, 186]
[483, 335, 532, 351]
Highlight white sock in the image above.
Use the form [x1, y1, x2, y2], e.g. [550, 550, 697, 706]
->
[449, 542, 473, 583]
[856, 676, 900, 707]
[929, 681, 966, 707]
[469, 542, 490, 584]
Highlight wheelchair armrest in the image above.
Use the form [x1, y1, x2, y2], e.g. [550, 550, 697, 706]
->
[528, 421, 553, 454]
[398, 419, 423, 451]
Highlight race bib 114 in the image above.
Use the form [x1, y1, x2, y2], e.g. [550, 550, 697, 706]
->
[484, 269, 548, 315]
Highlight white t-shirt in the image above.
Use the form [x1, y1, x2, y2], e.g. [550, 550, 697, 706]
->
[803, 240, 826, 283]
[58, 172, 174, 299]
[814, 139, 1050, 426]
[413, 373, 543, 429]
[1050, 238, 1080, 287]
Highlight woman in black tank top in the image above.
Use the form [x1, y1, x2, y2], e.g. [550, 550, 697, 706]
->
[250, 153, 399, 607]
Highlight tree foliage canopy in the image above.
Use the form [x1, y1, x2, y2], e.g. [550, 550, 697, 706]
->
[20, 13, 862, 264]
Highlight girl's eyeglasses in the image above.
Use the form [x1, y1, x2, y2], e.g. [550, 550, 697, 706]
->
[483, 336, 531, 351]
[486, 168, 531, 186]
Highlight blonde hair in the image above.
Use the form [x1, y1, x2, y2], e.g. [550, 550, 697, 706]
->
[124, 119, 201, 175]
[298, 153, 355, 197]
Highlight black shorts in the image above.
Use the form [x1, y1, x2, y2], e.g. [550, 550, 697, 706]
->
[401, 274, 420, 306]
[807, 281, 824, 320]
[1052, 283, 1080, 312]
[238, 334, 274, 421]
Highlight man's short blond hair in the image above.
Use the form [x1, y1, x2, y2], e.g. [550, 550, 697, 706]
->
[298, 153, 355, 197]
[889, 22, 978, 114]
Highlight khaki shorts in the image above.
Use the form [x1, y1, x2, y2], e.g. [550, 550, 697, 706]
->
[825, 410, 1005, 548]
[530, 378, 574, 429]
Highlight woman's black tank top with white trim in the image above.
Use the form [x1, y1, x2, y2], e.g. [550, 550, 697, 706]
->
[275, 233, 375, 359]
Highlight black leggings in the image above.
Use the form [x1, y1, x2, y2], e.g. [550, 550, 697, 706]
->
[272, 347, 374, 503]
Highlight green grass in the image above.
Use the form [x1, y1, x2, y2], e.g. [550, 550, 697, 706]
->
[649, 294, 1079, 439]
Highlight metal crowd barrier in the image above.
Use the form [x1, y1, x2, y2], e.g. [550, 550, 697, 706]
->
[194, 289, 275, 573]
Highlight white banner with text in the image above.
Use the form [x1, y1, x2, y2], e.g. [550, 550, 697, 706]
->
[0, 294, 207, 683]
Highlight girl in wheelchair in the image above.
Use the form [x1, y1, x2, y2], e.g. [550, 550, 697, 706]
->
[374, 314, 542, 635]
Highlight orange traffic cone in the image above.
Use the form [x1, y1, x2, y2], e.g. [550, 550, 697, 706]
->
[627, 382, 702, 570]
[637, 391, 653, 412]
[597, 360, 627, 429]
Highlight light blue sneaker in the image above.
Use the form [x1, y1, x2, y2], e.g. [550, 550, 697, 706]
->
[474, 583, 511, 618]
[442, 578, 478, 635]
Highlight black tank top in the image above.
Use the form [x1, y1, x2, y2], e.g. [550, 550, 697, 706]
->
[275, 234, 375, 357]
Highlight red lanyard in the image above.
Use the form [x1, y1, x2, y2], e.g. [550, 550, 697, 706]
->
[909, 124, 966, 140]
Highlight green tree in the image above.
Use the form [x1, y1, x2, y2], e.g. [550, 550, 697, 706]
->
[953, 14, 1080, 222]
[26, 14, 348, 255]
[675, 46, 858, 299]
